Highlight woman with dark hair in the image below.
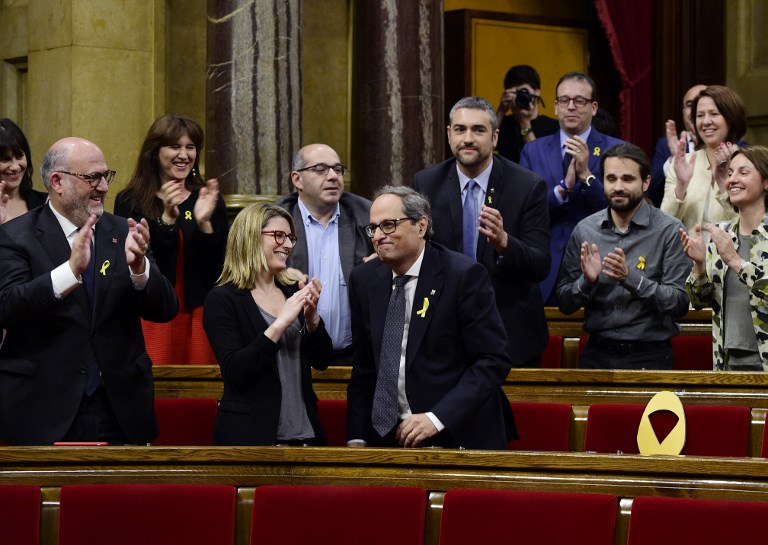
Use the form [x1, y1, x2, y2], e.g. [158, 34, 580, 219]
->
[680, 146, 768, 371]
[114, 114, 228, 364]
[0, 118, 47, 223]
[662, 85, 746, 231]
[203, 203, 332, 445]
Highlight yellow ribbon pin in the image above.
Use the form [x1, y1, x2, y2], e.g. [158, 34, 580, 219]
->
[184, 211, 192, 220]
[593, 146, 601, 156]
[100, 260, 111, 275]
[487, 196, 493, 204]
[416, 298, 429, 318]
[637, 256, 645, 270]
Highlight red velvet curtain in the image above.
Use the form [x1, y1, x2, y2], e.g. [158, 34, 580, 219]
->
[594, 0, 653, 155]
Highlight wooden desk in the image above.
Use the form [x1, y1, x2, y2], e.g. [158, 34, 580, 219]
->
[3, 446, 768, 545]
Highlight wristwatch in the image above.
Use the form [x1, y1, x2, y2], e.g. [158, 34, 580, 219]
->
[581, 174, 596, 188]
[520, 127, 532, 136]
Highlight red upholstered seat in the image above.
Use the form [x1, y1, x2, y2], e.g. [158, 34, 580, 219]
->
[672, 335, 713, 370]
[317, 399, 347, 446]
[152, 397, 217, 446]
[584, 403, 751, 457]
[627, 495, 768, 544]
[250, 485, 426, 545]
[541, 335, 563, 368]
[439, 489, 617, 545]
[0, 485, 40, 545]
[507, 402, 571, 452]
[58, 484, 235, 545]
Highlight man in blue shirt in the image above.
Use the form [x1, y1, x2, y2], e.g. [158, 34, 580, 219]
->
[276, 144, 374, 365]
[520, 71, 624, 306]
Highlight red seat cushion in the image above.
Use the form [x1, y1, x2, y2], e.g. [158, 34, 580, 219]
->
[250, 485, 425, 545]
[440, 489, 616, 545]
[58, 484, 235, 545]
[153, 397, 217, 446]
[585, 403, 750, 457]
[317, 399, 347, 446]
[0, 485, 40, 545]
[541, 335, 563, 368]
[507, 402, 571, 451]
[672, 335, 712, 370]
[628, 496, 768, 544]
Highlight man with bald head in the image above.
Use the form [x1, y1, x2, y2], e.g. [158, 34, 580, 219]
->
[649, 84, 708, 206]
[276, 144, 374, 365]
[0, 137, 178, 445]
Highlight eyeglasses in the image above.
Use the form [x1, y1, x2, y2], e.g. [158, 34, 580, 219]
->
[364, 217, 413, 238]
[262, 230, 298, 245]
[58, 170, 116, 188]
[296, 163, 347, 177]
[555, 96, 593, 109]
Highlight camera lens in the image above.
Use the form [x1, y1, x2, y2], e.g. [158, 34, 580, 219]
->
[515, 88, 533, 110]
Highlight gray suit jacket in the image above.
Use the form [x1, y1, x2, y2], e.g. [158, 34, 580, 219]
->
[275, 192, 373, 284]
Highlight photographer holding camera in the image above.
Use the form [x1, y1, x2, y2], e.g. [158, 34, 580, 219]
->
[496, 65, 559, 163]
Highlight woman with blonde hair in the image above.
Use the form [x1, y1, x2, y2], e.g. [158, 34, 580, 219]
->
[203, 203, 332, 445]
[114, 114, 228, 364]
[680, 145, 768, 371]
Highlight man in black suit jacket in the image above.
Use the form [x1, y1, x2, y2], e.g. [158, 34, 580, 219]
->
[0, 137, 178, 445]
[276, 143, 374, 365]
[347, 186, 515, 450]
[413, 96, 550, 368]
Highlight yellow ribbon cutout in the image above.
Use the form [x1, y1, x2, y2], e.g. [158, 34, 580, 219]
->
[99, 260, 110, 276]
[593, 146, 601, 156]
[637, 256, 645, 270]
[184, 211, 192, 220]
[416, 298, 429, 318]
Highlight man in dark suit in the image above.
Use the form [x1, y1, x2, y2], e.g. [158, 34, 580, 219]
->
[414, 96, 550, 368]
[520, 71, 624, 306]
[276, 143, 374, 365]
[0, 137, 178, 445]
[347, 186, 515, 450]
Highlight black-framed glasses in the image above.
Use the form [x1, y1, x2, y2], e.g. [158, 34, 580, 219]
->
[58, 170, 116, 187]
[262, 230, 298, 245]
[555, 96, 593, 109]
[364, 217, 413, 238]
[296, 163, 347, 177]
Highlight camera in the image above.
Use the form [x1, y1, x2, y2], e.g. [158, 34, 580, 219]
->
[515, 88, 535, 110]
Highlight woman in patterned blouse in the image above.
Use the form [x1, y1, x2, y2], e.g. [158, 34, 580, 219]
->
[680, 145, 768, 371]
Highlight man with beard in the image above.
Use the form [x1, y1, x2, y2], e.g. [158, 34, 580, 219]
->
[556, 143, 689, 370]
[413, 96, 550, 368]
[0, 137, 178, 444]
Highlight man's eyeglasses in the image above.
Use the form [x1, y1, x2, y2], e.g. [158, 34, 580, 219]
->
[262, 230, 298, 245]
[364, 217, 413, 238]
[58, 170, 116, 188]
[296, 163, 347, 177]
[555, 96, 593, 109]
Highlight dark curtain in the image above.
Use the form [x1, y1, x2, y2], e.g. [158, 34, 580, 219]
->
[593, 0, 653, 155]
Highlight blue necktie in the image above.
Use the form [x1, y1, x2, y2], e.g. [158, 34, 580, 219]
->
[371, 275, 408, 437]
[81, 238, 101, 396]
[462, 180, 478, 260]
[562, 147, 573, 176]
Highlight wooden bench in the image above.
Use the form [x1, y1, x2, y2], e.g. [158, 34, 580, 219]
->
[3, 447, 768, 545]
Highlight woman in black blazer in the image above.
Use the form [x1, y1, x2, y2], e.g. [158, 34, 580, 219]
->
[114, 114, 228, 364]
[203, 203, 333, 445]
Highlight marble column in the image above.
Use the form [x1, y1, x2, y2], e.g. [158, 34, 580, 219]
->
[350, 0, 444, 198]
[206, 0, 301, 197]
